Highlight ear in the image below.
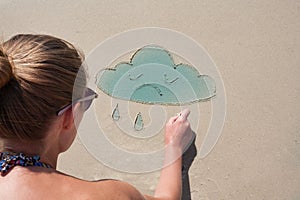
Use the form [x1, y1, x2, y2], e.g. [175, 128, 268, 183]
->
[61, 103, 82, 131]
[59, 103, 82, 153]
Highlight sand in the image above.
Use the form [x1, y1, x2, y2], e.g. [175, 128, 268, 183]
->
[1, 0, 300, 199]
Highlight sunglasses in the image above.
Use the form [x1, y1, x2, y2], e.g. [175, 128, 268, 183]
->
[56, 88, 98, 116]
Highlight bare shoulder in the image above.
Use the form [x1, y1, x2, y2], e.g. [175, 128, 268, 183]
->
[90, 179, 146, 200]
[55, 173, 146, 200]
[0, 168, 147, 200]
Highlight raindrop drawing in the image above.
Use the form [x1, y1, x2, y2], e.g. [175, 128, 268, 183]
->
[134, 112, 144, 131]
[112, 104, 120, 121]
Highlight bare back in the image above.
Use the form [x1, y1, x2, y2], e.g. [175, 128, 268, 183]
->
[0, 166, 145, 200]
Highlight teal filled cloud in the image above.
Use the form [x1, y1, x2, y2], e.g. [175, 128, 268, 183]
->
[96, 45, 216, 105]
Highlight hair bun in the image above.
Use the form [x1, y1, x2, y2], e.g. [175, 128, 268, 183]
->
[0, 49, 14, 88]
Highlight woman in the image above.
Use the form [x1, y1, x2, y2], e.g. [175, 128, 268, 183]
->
[0, 34, 193, 200]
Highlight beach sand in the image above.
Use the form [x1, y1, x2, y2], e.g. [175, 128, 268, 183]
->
[1, 1, 300, 199]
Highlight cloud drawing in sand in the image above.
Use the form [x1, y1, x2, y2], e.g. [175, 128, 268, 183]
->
[96, 45, 216, 105]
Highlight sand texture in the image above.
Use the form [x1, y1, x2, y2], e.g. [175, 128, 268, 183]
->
[1, 0, 300, 199]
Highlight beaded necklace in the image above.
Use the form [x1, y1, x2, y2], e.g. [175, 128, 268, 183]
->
[0, 152, 52, 175]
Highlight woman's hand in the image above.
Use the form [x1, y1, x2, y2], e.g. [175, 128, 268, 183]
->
[165, 109, 193, 152]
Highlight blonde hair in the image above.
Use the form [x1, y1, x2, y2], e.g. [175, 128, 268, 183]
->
[0, 34, 86, 140]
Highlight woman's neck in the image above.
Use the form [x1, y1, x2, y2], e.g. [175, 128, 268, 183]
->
[1, 139, 59, 168]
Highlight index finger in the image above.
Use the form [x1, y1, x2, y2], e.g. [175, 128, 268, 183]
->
[168, 115, 180, 124]
[178, 109, 190, 121]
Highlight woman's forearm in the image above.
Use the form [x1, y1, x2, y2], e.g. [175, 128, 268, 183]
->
[147, 109, 191, 200]
[154, 145, 183, 200]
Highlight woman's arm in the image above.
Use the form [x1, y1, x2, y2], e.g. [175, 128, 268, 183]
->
[151, 148, 182, 200]
[145, 109, 193, 200]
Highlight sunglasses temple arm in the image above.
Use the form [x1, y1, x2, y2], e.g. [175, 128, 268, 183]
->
[56, 94, 97, 116]
[57, 104, 72, 116]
